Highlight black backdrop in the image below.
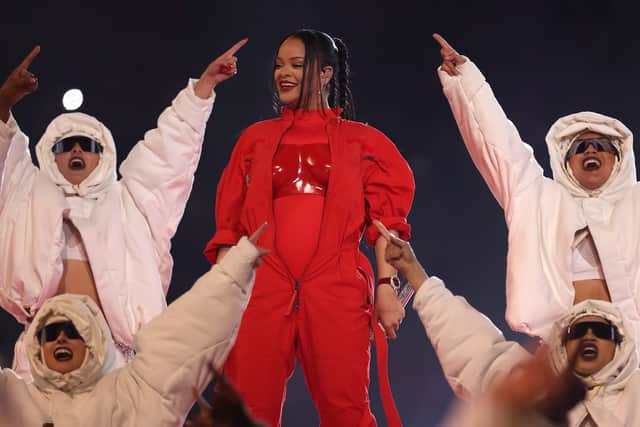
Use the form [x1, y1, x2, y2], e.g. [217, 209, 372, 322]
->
[2, 1, 640, 425]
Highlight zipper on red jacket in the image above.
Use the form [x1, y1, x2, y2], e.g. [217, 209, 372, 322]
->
[285, 280, 300, 315]
[294, 280, 300, 311]
[277, 115, 338, 316]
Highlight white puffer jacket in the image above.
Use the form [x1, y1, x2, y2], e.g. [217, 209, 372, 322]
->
[438, 59, 640, 340]
[413, 276, 640, 426]
[0, 79, 215, 376]
[0, 236, 258, 427]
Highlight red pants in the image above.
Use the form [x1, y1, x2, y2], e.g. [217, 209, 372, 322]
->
[224, 262, 377, 427]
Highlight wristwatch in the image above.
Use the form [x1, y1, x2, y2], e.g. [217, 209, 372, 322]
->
[377, 276, 401, 295]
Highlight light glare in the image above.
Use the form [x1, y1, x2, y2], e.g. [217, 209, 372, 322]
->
[62, 89, 84, 111]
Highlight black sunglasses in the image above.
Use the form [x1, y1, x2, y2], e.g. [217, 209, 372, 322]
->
[565, 320, 621, 343]
[38, 321, 83, 343]
[565, 137, 619, 162]
[51, 136, 103, 154]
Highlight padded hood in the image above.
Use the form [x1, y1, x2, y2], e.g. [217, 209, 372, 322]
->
[35, 112, 117, 197]
[25, 294, 116, 394]
[547, 299, 637, 392]
[545, 111, 635, 202]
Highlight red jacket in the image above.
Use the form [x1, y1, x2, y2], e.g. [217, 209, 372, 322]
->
[205, 110, 414, 289]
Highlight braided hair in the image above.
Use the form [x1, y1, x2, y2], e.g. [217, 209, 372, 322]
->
[272, 29, 356, 120]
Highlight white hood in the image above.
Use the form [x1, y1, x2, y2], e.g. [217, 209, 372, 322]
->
[35, 112, 117, 197]
[25, 294, 116, 394]
[545, 111, 635, 202]
[547, 299, 638, 392]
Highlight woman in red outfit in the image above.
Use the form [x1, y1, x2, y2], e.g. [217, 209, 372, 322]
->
[205, 29, 414, 427]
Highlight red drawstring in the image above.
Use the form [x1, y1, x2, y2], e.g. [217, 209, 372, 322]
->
[372, 318, 403, 427]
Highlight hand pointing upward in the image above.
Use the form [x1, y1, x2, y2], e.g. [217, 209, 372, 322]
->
[432, 33, 466, 77]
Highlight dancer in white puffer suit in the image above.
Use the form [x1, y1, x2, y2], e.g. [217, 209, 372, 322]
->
[374, 220, 640, 426]
[0, 235, 261, 427]
[0, 40, 246, 378]
[433, 34, 640, 343]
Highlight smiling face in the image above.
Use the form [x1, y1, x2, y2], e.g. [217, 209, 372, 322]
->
[54, 142, 100, 186]
[566, 132, 617, 190]
[41, 322, 87, 374]
[274, 37, 307, 108]
[564, 315, 617, 376]
[274, 36, 333, 111]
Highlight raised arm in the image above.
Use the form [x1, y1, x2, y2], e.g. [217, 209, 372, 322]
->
[0, 47, 40, 210]
[433, 33, 543, 213]
[130, 225, 268, 418]
[414, 277, 530, 396]
[375, 221, 529, 397]
[119, 39, 247, 279]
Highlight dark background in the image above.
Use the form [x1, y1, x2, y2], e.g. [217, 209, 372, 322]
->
[2, 1, 639, 425]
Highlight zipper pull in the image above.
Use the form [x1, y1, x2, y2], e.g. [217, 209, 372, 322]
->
[294, 280, 300, 311]
[285, 281, 300, 315]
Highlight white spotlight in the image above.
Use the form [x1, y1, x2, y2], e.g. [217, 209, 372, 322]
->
[62, 89, 84, 111]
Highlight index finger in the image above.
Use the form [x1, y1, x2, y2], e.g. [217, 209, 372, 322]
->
[432, 33, 453, 50]
[373, 220, 393, 242]
[249, 222, 267, 245]
[221, 38, 248, 58]
[19, 46, 40, 70]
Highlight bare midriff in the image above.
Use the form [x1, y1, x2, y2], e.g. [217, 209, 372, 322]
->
[58, 259, 102, 309]
[573, 279, 611, 304]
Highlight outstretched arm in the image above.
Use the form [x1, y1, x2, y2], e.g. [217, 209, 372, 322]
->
[120, 39, 247, 292]
[130, 224, 268, 418]
[375, 221, 529, 397]
[377, 222, 586, 422]
[433, 33, 543, 214]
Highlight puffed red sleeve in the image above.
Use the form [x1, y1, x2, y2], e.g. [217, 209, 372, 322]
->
[204, 131, 252, 264]
[362, 126, 415, 246]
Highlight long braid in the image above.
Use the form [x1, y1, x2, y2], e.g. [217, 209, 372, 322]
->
[333, 37, 355, 120]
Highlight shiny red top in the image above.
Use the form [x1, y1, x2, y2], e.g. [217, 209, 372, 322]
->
[272, 109, 335, 199]
[272, 144, 331, 198]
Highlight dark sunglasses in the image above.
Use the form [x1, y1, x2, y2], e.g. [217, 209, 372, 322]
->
[565, 137, 619, 162]
[565, 320, 621, 343]
[38, 321, 83, 343]
[51, 136, 103, 154]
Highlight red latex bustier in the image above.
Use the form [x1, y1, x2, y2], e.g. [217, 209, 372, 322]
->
[272, 144, 331, 198]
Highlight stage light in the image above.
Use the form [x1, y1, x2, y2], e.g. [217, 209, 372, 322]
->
[62, 89, 84, 111]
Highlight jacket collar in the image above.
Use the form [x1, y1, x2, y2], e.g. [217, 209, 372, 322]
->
[279, 107, 343, 124]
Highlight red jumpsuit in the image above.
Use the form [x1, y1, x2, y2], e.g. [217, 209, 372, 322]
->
[205, 108, 414, 427]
